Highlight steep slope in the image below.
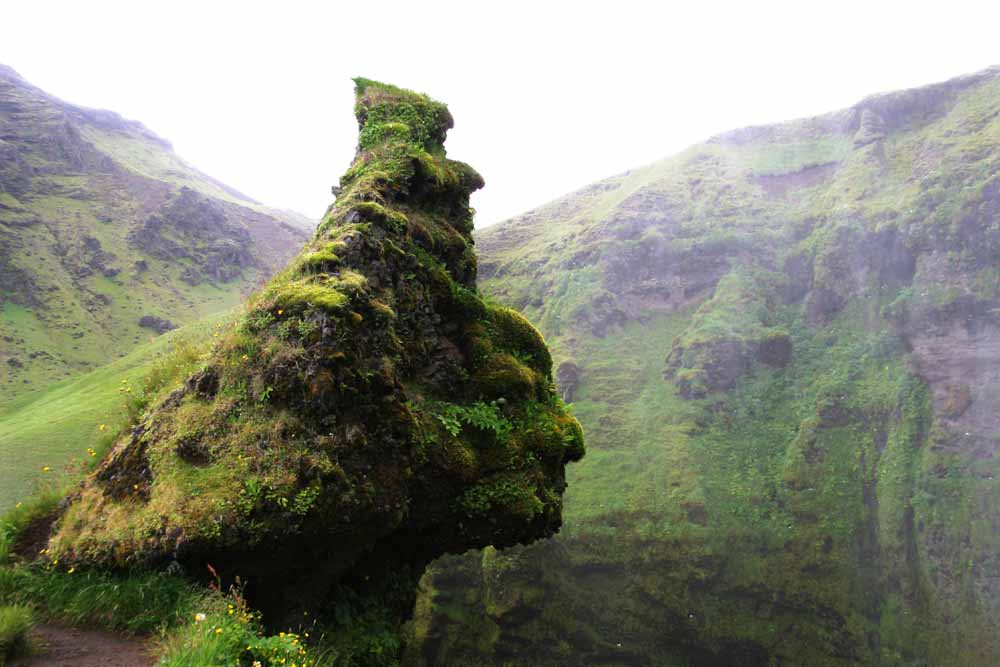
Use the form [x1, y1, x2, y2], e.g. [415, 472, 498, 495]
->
[406, 67, 1000, 666]
[0, 64, 310, 400]
[37, 80, 582, 663]
[0, 313, 228, 512]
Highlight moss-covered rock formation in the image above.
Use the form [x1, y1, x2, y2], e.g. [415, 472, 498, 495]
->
[406, 67, 1000, 666]
[41, 79, 582, 662]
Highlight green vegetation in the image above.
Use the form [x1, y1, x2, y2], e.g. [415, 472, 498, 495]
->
[0, 315, 225, 511]
[0, 604, 34, 664]
[0, 65, 309, 402]
[0, 497, 321, 666]
[407, 67, 1000, 666]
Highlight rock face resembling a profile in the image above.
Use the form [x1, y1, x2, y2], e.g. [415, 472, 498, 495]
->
[46, 79, 583, 655]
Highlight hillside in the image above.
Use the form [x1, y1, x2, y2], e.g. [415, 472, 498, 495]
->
[0, 64, 310, 400]
[406, 67, 1000, 665]
[0, 313, 228, 511]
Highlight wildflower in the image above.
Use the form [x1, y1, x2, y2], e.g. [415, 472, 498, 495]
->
[87, 448, 97, 457]
[99, 424, 107, 431]
[42, 466, 51, 473]
[67, 567, 75, 574]
[241, 354, 249, 361]
[195, 613, 207, 623]
[215, 627, 223, 634]
[15, 502, 21, 509]
[277, 309, 284, 315]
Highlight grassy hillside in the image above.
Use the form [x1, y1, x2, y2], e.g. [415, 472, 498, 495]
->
[0, 64, 310, 401]
[0, 314, 226, 511]
[405, 67, 1000, 666]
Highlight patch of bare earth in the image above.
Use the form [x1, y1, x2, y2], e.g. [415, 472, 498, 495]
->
[9, 624, 154, 667]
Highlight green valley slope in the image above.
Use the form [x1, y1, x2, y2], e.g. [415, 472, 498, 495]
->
[0, 314, 226, 510]
[406, 67, 1000, 666]
[0, 64, 310, 400]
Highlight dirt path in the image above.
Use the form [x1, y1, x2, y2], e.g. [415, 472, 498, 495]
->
[8, 623, 154, 667]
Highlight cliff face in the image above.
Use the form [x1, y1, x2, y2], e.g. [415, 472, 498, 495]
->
[407, 68, 1000, 666]
[44, 80, 582, 661]
[0, 64, 310, 401]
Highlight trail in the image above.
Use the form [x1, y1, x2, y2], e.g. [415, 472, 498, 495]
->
[9, 623, 153, 667]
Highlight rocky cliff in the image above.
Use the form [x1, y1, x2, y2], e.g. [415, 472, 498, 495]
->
[0, 64, 310, 400]
[406, 67, 1000, 666]
[42, 79, 582, 663]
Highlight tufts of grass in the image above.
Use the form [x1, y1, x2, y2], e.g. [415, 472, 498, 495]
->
[0, 604, 34, 663]
[0, 315, 223, 513]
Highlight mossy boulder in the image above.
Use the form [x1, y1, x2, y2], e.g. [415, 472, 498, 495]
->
[44, 79, 583, 656]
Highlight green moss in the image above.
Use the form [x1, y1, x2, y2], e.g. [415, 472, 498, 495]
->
[485, 307, 553, 377]
[261, 278, 350, 312]
[459, 475, 544, 520]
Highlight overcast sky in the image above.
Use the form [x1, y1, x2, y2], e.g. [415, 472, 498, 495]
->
[4, 1, 999, 226]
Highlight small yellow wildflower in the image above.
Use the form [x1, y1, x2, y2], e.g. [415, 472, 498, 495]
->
[41, 466, 51, 473]
[14, 502, 21, 509]
[99, 424, 107, 431]
[215, 627, 223, 634]
[67, 567, 75, 574]
[241, 354, 249, 361]
[195, 613, 207, 623]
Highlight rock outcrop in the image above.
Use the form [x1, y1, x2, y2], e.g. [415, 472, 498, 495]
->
[46, 80, 583, 658]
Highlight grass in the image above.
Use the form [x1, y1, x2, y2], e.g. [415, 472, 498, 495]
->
[0, 604, 34, 664]
[0, 313, 228, 512]
[0, 489, 324, 666]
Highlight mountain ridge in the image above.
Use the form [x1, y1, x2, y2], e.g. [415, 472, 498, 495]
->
[0, 64, 312, 400]
[410, 64, 1000, 666]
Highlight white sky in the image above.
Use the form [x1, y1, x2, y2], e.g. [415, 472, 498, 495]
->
[4, 1, 999, 226]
